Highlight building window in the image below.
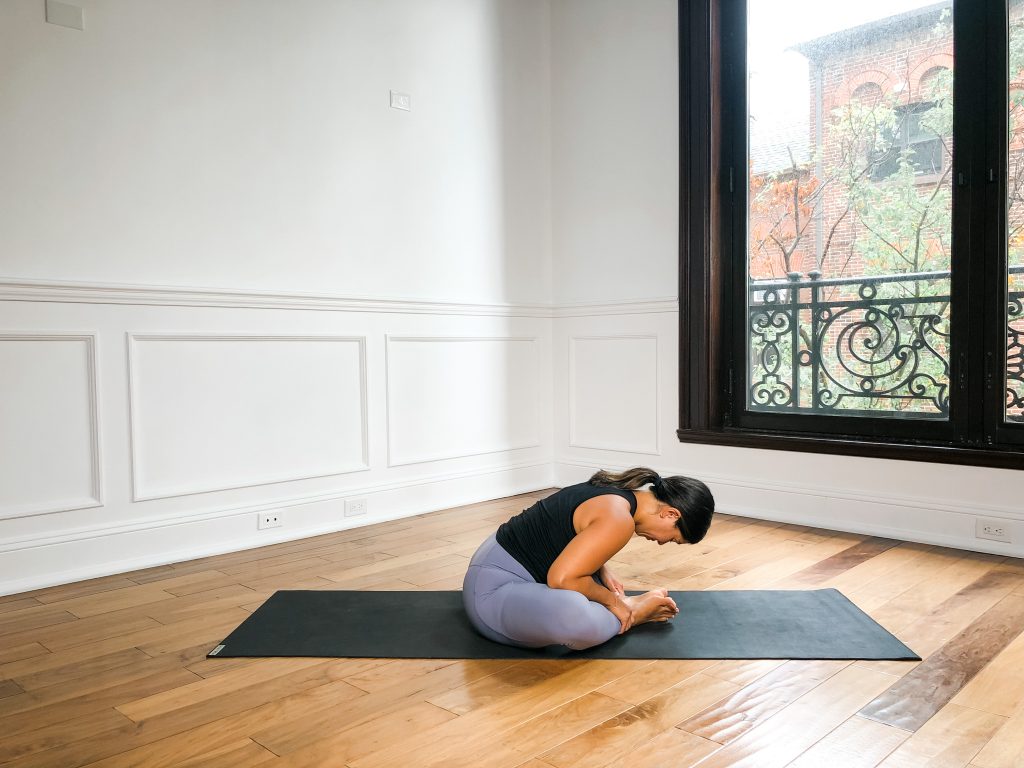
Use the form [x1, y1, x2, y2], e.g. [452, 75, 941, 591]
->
[870, 102, 945, 180]
[678, 0, 1024, 467]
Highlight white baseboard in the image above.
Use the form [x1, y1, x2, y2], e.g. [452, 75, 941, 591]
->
[554, 458, 1024, 559]
[0, 461, 554, 597]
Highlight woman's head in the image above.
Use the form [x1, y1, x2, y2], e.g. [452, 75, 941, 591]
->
[589, 467, 714, 544]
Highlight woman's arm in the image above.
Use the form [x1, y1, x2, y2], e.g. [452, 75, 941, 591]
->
[546, 503, 635, 632]
[599, 564, 625, 596]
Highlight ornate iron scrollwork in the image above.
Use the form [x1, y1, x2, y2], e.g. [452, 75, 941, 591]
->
[749, 289, 795, 407]
[748, 271, 951, 417]
[1008, 294, 1024, 418]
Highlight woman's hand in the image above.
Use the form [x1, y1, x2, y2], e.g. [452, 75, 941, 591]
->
[609, 596, 634, 635]
[600, 565, 625, 597]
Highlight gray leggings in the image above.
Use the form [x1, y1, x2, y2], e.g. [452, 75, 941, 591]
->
[462, 533, 621, 651]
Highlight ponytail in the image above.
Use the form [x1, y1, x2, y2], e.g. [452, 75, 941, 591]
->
[588, 466, 660, 490]
[589, 466, 715, 544]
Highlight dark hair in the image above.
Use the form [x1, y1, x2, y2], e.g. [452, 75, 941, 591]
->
[588, 466, 714, 544]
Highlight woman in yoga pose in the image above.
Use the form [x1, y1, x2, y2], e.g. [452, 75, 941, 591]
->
[462, 467, 714, 651]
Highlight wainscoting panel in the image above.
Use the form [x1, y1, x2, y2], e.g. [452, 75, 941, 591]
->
[568, 334, 659, 455]
[386, 336, 542, 466]
[0, 333, 101, 519]
[129, 335, 368, 500]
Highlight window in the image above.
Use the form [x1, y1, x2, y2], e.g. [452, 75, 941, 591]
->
[870, 102, 945, 180]
[678, 0, 1024, 468]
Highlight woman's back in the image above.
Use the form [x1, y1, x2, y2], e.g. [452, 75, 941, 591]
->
[495, 483, 636, 584]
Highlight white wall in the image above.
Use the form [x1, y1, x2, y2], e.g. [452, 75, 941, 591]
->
[0, 0, 551, 305]
[0, 0, 555, 596]
[549, 0, 1024, 558]
[550, 0, 679, 306]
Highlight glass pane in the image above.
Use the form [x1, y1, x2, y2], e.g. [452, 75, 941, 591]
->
[747, 1, 953, 418]
[1008, 0, 1024, 423]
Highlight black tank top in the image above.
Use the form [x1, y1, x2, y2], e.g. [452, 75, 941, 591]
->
[495, 482, 637, 584]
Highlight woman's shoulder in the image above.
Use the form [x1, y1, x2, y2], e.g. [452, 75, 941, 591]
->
[559, 481, 631, 498]
[563, 483, 636, 513]
[572, 489, 635, 533]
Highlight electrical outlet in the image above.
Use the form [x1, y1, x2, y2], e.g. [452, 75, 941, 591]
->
[345, 498, 368, 517]
[258, 512, 283, 530]
[976, 517, 1012, 543]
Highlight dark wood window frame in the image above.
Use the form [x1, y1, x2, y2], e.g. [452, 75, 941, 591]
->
[677, 0, 1024, 470]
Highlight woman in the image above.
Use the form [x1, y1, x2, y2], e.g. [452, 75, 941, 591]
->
[462, 467, 714, 651]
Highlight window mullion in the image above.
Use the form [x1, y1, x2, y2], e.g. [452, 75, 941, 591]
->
[950, 0, 988, 445]
[986, 0, 1024, 444]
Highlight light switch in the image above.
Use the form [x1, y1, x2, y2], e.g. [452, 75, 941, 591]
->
[45, 0, 84, 31]
[390, 90, 411, 111]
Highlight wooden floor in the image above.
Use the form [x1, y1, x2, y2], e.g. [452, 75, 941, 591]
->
[2, 490, 1024, 768]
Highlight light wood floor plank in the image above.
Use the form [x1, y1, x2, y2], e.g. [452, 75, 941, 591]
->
[1, 667, 201, 740]
[971, 698, 1024, 768]
[786, 715, 909, 768]
[177, 738, 279, 768]
[855, 563, 1022, 679]
[594, 659, 715, 705]
[537, 672, 739, 768]
[787, 537, 902, 586]
[480, 692, 635, 768]
[0, 597, 45, 615]
[11, 646, 152, 692]
[269, 700, 461, 767]
[0, 642, 49, 666]
[686, 665, 897, 768]
[860, 594, 1024, 732]
[426, 660, 577, 715]
[604, 726, 720, 768]
[348, 661, 656, 768]
[678, 659, 849, 745]
[27, 576, 144, 605]
[701, 659, 786, 687]
[250, 659, 517, 757]
[951, 623, 1024, 717]
[876, 703, 1006, 768]
[89, 665, 386, 768]
[0, 604, 79, 637]
[0, 679, 25, 700]
[0, 707, 134, 764]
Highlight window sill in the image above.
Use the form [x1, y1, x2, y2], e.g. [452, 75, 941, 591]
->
[675, 428, 1023, 470]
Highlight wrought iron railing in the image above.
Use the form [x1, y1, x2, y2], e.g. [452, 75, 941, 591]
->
[748, 265, 1024, 418]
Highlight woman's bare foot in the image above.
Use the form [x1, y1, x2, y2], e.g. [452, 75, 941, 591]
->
[624, 590, 678, 625]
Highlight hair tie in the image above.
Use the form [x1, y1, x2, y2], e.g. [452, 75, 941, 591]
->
[651, 476, 662, 491]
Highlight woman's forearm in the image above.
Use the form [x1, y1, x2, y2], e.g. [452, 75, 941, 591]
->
[552, 574, 624, 611]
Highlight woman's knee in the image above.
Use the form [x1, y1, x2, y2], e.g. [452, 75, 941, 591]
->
[551, 591, 619, 650]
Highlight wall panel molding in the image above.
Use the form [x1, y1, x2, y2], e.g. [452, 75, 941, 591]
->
[385, 336, 543, 466]
[568, 334, 660, 455]
[0, 332, 103, 520]
[0, 278, 553, 317]
[127, 334, 369, 501]
[0, 278, 677, 317]
[552, 298, 678, 317]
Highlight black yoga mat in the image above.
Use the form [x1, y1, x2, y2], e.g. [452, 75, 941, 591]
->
[208, 588, 918, 661]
